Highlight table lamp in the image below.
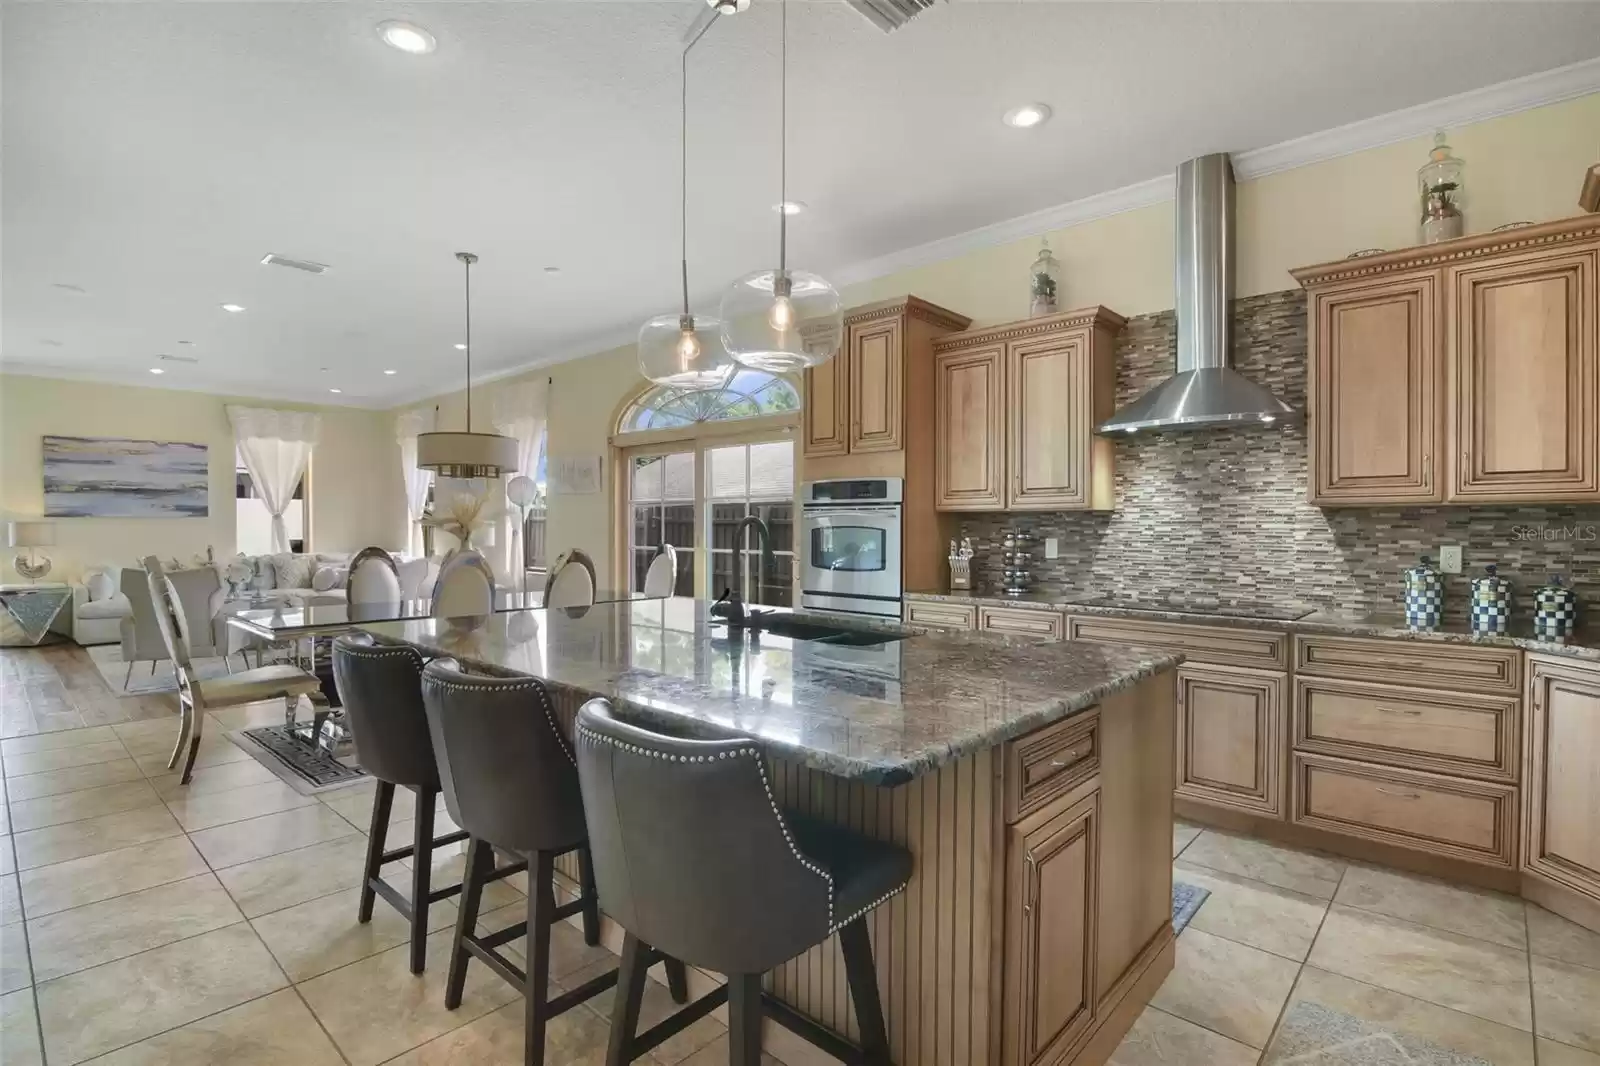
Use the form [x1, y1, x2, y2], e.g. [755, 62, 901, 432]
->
[9, 521, 56, 583]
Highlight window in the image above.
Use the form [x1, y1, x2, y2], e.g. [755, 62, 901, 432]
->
[520, 429, 550, 570]
[616, 371, 799, 606]
[235, 449, 306, 555]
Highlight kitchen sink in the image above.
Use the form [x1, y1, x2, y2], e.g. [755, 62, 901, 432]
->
[712, 615, 909, 647]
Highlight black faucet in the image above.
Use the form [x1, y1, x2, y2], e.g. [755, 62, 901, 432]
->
[710, 515, 775, 627]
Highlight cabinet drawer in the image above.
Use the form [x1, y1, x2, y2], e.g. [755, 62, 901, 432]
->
[1291, 753, 1518, 867]
[978, 605, 1065, 641]
[1294, 677, 1519, 782]
[1066, 615, 1287, 670]
[904, 600, 977, 630]
[1006, 712, 1099, 822]
[1293, 634, 1520, 695]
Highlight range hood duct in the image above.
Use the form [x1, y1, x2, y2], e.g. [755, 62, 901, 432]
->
[1098, 154, 1298, 434]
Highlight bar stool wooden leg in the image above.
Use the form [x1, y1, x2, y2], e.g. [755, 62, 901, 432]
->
[727, 974, 763, 1066]
[664, 957, 689, 1005]
[577, 845, 601, 946]
[446, 837, 492, 1010]
[358, 781, 396, 924]
[525, 851, 557, 1066]
[605, 933, 650, 1066]
[839, 918, 890, 1064]
[409, 789, 437, 974]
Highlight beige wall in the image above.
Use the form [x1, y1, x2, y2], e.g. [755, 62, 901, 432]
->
[0, 373, 405, 582]
[415, 92, 1598, 590]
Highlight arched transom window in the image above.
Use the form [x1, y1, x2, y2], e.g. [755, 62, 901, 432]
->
[617, 370, 799, 433]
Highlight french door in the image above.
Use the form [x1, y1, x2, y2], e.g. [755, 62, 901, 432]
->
[623, 436, 795, 607]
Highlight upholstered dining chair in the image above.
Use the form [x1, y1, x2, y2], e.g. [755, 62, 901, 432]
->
[346, 546, 403, 604]
[119, 567, 172, 686]
[640, 544, 678, 599]
[542, 549, 597, 609]
[431, 549, 497, 618]
[142, 557, 326, 785]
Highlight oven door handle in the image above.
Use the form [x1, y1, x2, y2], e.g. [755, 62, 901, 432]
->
[802, 507, 901, 519]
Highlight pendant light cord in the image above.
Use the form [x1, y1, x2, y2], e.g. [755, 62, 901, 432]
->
[778, 0, 787, 274]
[463, 255, 472, 430]
[681, 21, 712, 318]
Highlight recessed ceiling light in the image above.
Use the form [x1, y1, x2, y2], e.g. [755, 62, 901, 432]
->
[221, 303, 245, 313]
[329, 388, 342, 394]
[1002, 103, 1052, 129]
[454, 343, 468, 350]
[383, 369, 398, 375]
[773, 201, 807, 216]
[148, 367, 165, 375]
[377, 20, 436, 55]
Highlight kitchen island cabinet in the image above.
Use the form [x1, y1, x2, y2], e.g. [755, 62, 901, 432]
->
[361, 598, 1180, 1066]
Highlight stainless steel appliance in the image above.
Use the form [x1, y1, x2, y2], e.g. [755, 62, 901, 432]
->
[800, 478, 903, 618]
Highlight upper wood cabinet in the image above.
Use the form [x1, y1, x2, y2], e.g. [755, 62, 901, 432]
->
[1295, 215, 1600, 506]
[934, 307, 1125, 512]
[1523, 656, 1600, 906]
[802, 298, 969, 465]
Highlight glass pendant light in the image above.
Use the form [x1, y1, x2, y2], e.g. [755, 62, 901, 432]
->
[720, 0, 841, 372]
[417, 252, 519, 479]
[638, 24, 737, 390]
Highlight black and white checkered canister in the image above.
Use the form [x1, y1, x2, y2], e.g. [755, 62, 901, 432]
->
[1534, 576, 1579, 638]
[1469, 564, 1513, 635]
[1402, 557, 1443, 629]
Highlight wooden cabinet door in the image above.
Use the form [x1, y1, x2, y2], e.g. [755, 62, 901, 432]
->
[1524, 658, 1600, 901]
[1176, 664, 1286, 818]
[1007, 330, 1091, 509]
[802, 349, 849, 459]
[1450, 242, 1599, 502]
[1004, 790, 1098, 1066]
[847, 316, 904, 454]
[1308, 272, 1443, 504]
[935, 343, 1005, 510]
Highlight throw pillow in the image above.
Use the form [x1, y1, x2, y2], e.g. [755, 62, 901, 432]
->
[85, 569, 116, 602]
[311, 565, 346, 593]
[272, 553, 314, 590]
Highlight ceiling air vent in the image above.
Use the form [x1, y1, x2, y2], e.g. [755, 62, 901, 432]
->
[260, 254, 330, 275]
[844, 0, 941, 32]
[158, 353, 200, 364]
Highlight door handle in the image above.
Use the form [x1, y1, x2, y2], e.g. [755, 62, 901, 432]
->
[1022, 852, 1037, 915]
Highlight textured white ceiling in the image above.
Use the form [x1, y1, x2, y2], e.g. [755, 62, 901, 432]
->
[5, 1, 1599, 407]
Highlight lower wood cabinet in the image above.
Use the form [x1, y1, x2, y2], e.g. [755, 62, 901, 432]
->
[1176, 664, 1286, 818]
[978, 605, 1066, 641]
[1004, 789, 1098, 1066]
[1523, 656, 1600, 903]
[903, 599, 977, 631]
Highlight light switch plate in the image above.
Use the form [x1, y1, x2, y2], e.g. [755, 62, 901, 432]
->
[1439, 545, 1463, 573]
[1044, 537, 1060, 560]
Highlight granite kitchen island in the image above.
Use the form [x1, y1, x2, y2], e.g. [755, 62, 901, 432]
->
[360, 597, 1181, 1066]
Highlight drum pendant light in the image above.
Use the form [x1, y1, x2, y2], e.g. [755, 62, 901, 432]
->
[719, 0, 841, 372]
[417, 252, 519, 479]
[637, 24, 737, 390]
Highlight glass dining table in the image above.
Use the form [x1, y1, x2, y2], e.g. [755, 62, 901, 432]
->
[223, 587, 650, 751]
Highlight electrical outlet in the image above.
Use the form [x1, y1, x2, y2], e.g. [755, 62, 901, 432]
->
[1044, 537, 1060, 560]
[1439, 545, 1463, 574]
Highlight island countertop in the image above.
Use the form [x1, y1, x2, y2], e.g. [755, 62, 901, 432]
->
[357, 597, 1181, 785]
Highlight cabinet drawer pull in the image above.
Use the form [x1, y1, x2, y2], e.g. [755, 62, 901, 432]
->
[1049, 751, 1079, 769]
[1378, 706, 1424, 717]
[1376, 787, 1422, 800]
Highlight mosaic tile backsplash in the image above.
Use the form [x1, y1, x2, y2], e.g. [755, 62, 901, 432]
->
[955, 289, 1600, 620]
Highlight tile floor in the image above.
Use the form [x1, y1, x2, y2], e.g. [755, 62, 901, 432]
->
[4, 644, 1599, 1065]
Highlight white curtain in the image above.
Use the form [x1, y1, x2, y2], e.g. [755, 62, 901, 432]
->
[395, 407, 435, 556]
[226, 406, 321, 553]
[493, 380, 549, 576]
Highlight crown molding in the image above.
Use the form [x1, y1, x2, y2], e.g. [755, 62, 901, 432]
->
[0, 361, 387, 410]
[383, 322, 640, 410]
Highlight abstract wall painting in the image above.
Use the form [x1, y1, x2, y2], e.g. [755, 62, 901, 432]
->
[42, 436, 209, 518]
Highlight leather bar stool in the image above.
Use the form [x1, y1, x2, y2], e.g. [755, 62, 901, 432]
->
[420, 659, 690, 1066]
[574, 699, 914, 1066]
[331, 634, 473, 974]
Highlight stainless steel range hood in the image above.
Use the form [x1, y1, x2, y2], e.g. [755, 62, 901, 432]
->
[1098, 154, 1297, 435]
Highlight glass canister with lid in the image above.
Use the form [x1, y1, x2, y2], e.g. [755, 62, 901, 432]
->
[1469, 563, 1513, 635]
[1402, 555, 1443, 629]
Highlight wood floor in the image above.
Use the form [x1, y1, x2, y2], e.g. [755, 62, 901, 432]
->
[1, 642, 178, 739]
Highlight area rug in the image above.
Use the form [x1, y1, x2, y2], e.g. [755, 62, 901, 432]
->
[88, 642, 237, 696]
[1171, 881, 1211, 934]
[229, 724, 366, 794]
[1262, 1000, 1493, 1065]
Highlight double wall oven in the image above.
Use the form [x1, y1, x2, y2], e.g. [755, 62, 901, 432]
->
[799, 478, 903, 618]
